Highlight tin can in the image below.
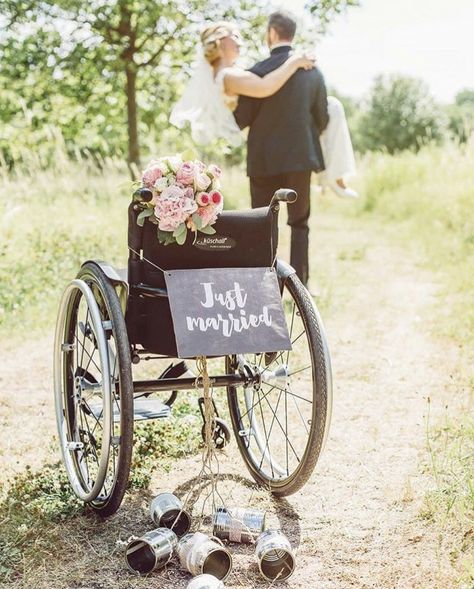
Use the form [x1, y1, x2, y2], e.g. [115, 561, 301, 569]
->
[149, 492, 192, 537]
[177, 532, 209, 569]
[186, 573, 226, 589]
[255, 529, 295, 581]
[213, 506, 266, 544]
[178, 532, 232, 581]
[125, 528, 178, 575]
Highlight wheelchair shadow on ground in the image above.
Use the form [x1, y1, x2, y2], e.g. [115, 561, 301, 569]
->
[173, 471, 302, 547]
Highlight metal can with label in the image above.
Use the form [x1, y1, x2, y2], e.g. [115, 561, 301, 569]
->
[213, 506, 266, 543]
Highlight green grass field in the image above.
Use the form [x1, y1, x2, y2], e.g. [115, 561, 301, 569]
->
[0, 141, 473, 584]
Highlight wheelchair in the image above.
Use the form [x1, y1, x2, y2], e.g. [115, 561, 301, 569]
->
[53, 188, 332, 516]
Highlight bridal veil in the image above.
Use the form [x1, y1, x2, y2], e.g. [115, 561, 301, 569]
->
[170, 52, 242, 147]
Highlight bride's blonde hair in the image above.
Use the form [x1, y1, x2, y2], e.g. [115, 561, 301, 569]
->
[201, 22, 236, 64]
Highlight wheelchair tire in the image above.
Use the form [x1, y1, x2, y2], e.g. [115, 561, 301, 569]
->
[54, 262, 133, 516]
[226, 272, 332, 496]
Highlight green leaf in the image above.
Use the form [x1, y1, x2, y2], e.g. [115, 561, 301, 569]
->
[175, 230, 187, 245]
[164, 234, 176, 246]
[157, 228, 170, 243]
[199, 225, 216, 235]
[137, 208, 153, 227]
[172, 223, 187, 237]
[192, 213, 203, 230]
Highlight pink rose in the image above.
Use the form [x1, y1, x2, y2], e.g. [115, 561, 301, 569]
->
[176, 161, 197, 186]
[207, 164, 222, 179]
[197, 201, 222, 227]
[196, 192, 210, 206]
[195, 160, 206, 172]
[209, 190, 223, 205]
[195, 172, 211, 192]
[183, 186, 194, 199]
[153, 176, 169, 192]
[142, 164, 163, 188]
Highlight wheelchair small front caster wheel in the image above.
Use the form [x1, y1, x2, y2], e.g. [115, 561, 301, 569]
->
[201, 418, 231, 450]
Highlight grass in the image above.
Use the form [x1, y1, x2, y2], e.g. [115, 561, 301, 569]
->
[0, 398, 201, 583]
[355, 139, 474, 583]
[0, 156, 249, 342]
[1, 140, 473, 585]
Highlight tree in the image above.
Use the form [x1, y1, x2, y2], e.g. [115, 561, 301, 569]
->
[359, 74, 446, 154]
[446, 88, 474, 143]
[1, 0, 360, 169]
[306, 0, 360, 29]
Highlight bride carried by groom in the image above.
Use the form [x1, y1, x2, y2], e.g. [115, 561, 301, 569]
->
[171, 10, 357, 286]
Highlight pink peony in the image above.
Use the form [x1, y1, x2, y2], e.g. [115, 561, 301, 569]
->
[183, 186, 194, 199]
[209, 190, 223, 205]
[142, 164, 163, 188]
[207, 164, 222, 179]
[176, 161, 197, 186]
[196, 191, 210, 206]
[154, 185, 197, 232]
[195, 172, 211, 192]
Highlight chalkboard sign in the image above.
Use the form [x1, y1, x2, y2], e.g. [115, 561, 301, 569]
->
[164, 267, 292, 358]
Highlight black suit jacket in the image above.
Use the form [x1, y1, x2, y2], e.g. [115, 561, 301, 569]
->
[233, 46, 329, 178]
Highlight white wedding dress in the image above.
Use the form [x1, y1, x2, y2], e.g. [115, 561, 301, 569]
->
[170, 53, 356, 183]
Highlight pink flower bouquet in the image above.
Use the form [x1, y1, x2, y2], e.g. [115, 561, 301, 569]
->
[132, 155, 223, 245]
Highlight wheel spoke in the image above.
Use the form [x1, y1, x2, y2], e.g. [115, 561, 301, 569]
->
[239, 383, 277, 421]
[258, 389, 283, 472]
[261, 381, 313, 404]
[262, 394, 300, 463]
[288, 364, 312, 377]
[255, 384, 275, 478]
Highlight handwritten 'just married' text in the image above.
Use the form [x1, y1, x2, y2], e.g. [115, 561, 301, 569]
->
[185, 281, 273, 337]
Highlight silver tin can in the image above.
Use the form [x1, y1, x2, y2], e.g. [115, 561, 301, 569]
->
[178, 532, 232, 581]
[125, 527, 178, 575]
[255, 529, 295, 581]
[213, 506, 266, 544]
[187, 574, 226, 589]
[177, 532, 209, 569]
[149, 492, 192, 537]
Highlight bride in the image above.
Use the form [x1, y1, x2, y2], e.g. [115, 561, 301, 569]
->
[170, 22, 358, 199]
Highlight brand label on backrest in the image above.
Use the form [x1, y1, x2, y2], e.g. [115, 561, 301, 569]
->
[194, 235, 236, 251]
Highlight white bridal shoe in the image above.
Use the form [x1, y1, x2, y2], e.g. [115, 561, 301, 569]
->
[328, 181, 359, 199]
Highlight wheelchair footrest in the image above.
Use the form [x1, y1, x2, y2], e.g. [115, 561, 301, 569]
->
[89, 398, 171, 421]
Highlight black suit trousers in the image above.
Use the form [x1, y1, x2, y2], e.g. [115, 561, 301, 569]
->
[250, 170, 312, 285]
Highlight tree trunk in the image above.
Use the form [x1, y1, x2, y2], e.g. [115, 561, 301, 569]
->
[125, 64, 140, 175]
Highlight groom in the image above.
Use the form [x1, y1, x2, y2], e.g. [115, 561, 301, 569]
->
[233, 10, 329, 286]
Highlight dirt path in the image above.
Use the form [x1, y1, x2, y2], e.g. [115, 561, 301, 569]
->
[0, 206, 462, 588]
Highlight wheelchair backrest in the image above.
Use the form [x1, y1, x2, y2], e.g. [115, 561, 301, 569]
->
[128, 204, 279, 289]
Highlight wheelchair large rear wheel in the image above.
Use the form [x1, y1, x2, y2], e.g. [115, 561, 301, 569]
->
[54, 263, 133, 516]
[226, 272, 332, 496]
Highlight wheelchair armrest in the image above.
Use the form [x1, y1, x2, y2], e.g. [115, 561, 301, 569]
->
[270, 188, 298, 208]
